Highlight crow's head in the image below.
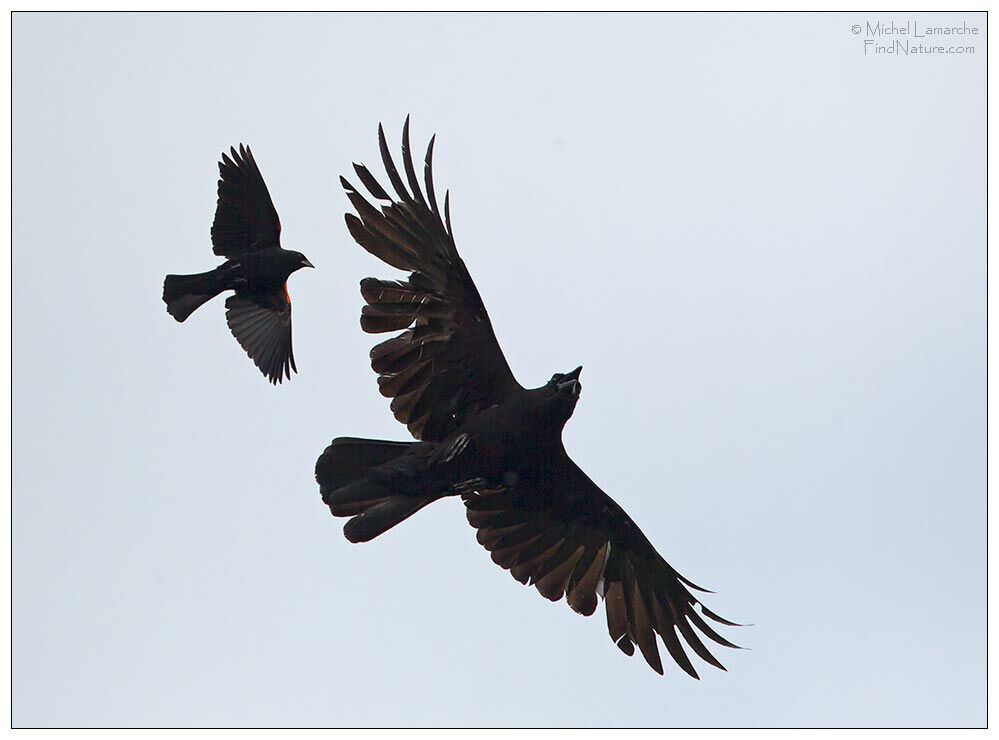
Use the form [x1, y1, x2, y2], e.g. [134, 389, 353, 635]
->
[551, 366, 582, 396]
[543, 365, 582, 425]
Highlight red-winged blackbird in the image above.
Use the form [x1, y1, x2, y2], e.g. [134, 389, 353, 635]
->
[316, 119, 741, 678]
[163, 144, 313, 384]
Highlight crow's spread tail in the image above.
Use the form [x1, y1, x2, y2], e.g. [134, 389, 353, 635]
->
[163, 270, 222, 322]
[316, 437, 437, 543]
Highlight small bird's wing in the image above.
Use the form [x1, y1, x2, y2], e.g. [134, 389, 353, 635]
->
[225, 290, 297, 384]
[463, 451, 741, 678]
[342, 118, 522, 442]
[211, 144, 282, 258]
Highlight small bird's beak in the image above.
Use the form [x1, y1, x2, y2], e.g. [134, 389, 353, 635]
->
[302, 258, 315, 268]
[564, 366, 583, 381]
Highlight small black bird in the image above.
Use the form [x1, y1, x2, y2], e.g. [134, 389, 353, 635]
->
[316, 119, 741, 677]
[163, 144, 313, 384]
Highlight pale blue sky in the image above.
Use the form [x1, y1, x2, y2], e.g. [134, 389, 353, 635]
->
[12, 11, 985, 728]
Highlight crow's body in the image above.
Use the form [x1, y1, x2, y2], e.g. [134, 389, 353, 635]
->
[163, 145, 313, 384]
[319, 376, 580, 543]
[316, 119, 740, 677]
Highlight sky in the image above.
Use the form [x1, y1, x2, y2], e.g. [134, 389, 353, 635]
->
[12, 11, 986, 728]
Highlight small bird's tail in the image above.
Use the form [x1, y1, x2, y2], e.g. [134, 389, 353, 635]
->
[162, 270, 222, 322]
[316, 437, 436, 543]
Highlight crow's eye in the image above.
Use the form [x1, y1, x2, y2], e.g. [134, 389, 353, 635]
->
[550, 373, 563, 384]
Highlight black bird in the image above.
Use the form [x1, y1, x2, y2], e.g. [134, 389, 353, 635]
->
[316, 120, 740, 677]
[163, 144, 314, 384]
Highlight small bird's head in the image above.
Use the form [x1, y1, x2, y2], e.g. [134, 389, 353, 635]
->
[542, 365, 583, 425]
[276, 250, 315, 278]
[291, 251, 315, 271]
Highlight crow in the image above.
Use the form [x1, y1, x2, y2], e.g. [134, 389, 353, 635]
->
[316, 119, 741, 677]
[163, 144, 313, 384]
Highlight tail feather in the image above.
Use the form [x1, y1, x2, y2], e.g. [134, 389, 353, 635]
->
[342, 494, 435, 543]
[325, 478, 395, 517]
[316, 437, 434, 542]
[163, 271, 222, 322]
[316, 437, 416, 494]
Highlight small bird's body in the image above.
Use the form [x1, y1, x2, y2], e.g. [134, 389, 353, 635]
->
[163, 145, 313, 384]
[316, 120, 741, 678]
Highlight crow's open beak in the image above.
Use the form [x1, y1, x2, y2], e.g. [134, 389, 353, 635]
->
[557, 366, 583, 396]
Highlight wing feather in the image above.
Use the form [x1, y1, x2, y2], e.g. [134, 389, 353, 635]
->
[462, 449, 741, 677]
[211, 144, 281, 257]
[225, 292, 296, 384]
[343, 119, 521, 441]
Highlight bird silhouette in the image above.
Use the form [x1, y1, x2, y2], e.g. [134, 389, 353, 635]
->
[316, 119, 740, 677]
[163, 144, 313, 384]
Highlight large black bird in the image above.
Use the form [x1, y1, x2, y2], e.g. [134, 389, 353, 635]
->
[163, 144, 313, 384]
[316, 120, 740, 677]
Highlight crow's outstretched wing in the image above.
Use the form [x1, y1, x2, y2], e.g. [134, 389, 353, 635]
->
[342, 118, 522, 442]
[463, 450, 741, 677]
[211, 144, 282, 258]
[225, 291, 296, 384]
